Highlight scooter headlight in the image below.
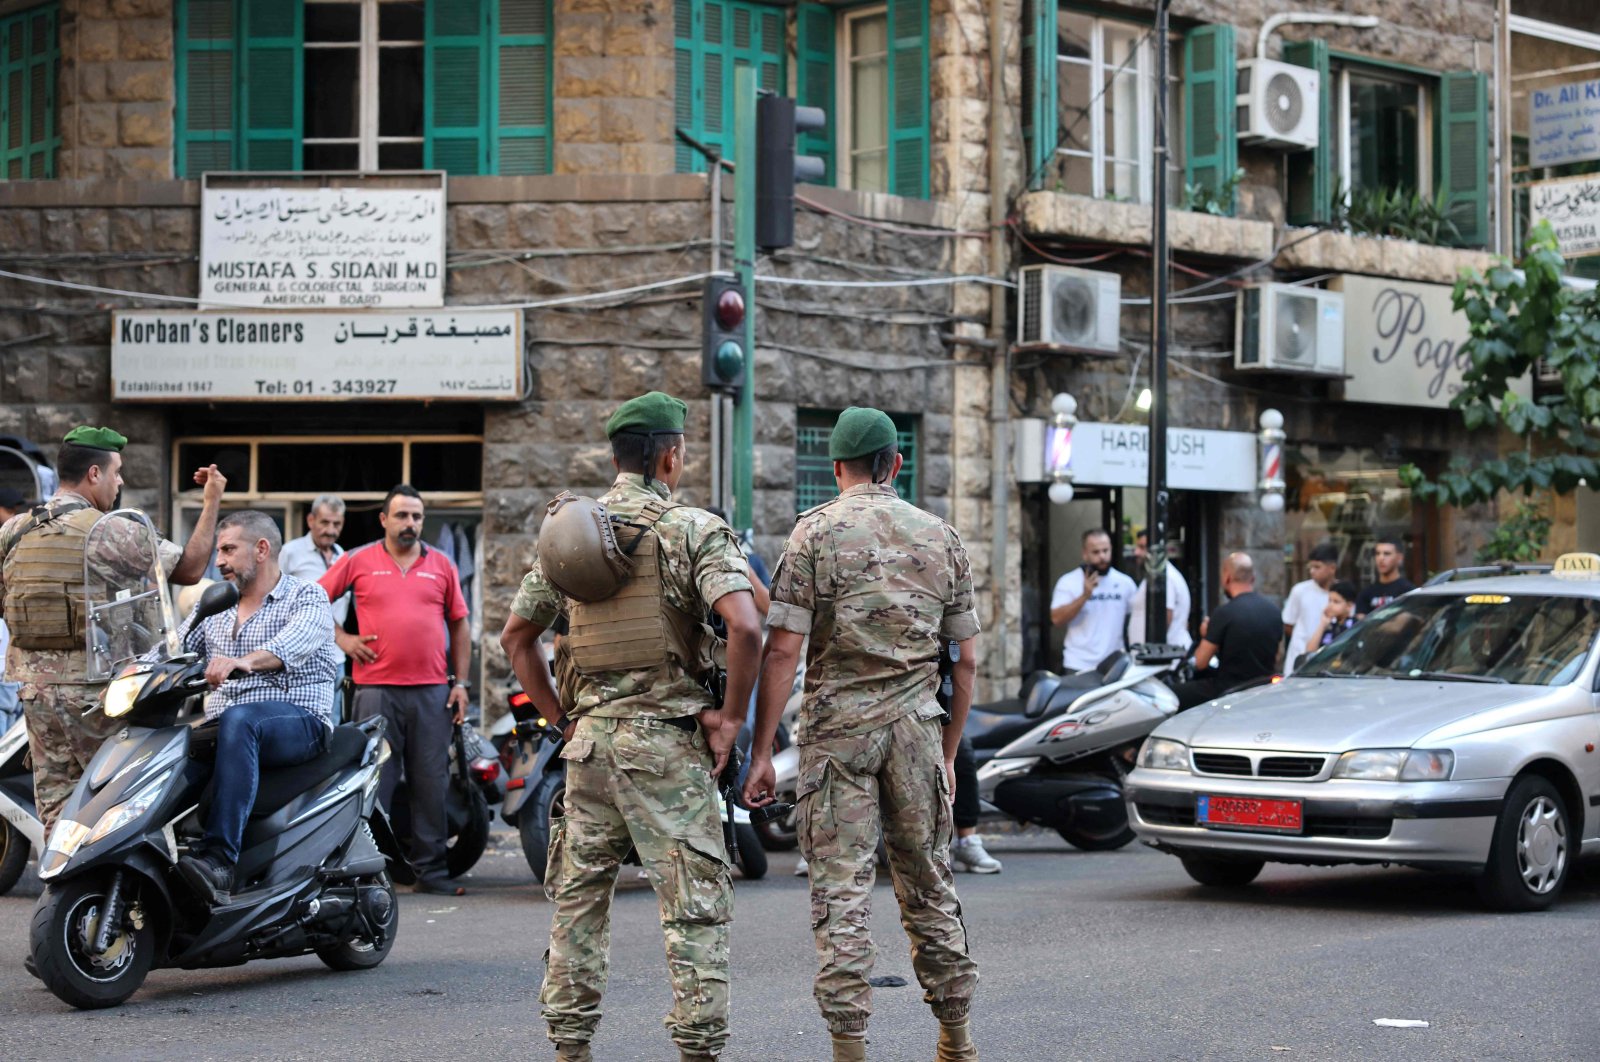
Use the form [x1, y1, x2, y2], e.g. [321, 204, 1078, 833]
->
[104, 665, 155, 719]
[86, 767, 174, 845]
[42, 820, 91, 870]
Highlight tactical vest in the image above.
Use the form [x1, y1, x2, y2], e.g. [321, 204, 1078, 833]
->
[566, 500, 706, 681]
[1, 501, 100, 651]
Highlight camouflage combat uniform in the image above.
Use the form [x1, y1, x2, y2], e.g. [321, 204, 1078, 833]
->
[511, 472, 753, 1058]
[0, 492, 179, 837]
[768, 482, 982, 1036]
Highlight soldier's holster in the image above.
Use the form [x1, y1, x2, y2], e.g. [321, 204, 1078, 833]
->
[2, 502, 98, 651]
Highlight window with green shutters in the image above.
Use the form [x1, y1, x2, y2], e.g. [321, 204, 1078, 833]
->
[1287, 49, 1490, 247]
[794, 410, 919, 514]
[1182, 24, 1236, 214]
[786, 0, 929, 198]
[174, 0, 550, 177]
[0, 4, 60, 180]
[673, 0, 784, 173]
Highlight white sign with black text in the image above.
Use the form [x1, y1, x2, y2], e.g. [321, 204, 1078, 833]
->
[1070, 422, 1257, 492]
[111, 310, 522, 402]
[1331, 275, 1531, 409]
[200, 179, 446, 309]
[1530, 174, 1600, 257]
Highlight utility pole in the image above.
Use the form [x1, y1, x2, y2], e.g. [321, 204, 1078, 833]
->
[1144, 0, 1173, 652]
[732, 64, 757, 529]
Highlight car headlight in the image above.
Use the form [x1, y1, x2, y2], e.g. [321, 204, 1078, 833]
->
[1400, 749, 1455, 781]
[103, 665, 154, 719]
[1333, 749, 1454, 782]
[86, 768, 174, 845]
[1138, 737, 1189, 771]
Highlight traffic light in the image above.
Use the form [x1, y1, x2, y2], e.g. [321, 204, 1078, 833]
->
[756, 95, 827, 251]
[701, 274, 747, 391]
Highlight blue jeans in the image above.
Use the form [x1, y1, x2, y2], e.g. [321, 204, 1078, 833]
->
[207, 700, 327, 864]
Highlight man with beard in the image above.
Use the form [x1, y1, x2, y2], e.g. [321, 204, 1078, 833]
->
[1051, 528, 1136, 672]
[319, 484, 470, 895]
[0, 426, 225, 841]
[173, 510, 342, 903]
[279, 494, 350, 625]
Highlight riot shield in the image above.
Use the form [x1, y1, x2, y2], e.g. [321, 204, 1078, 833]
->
[82, 508, 179, 682]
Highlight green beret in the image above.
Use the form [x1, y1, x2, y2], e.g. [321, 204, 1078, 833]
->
[606, 391, 687, 438]
[829, 407, 897, 460]
[63, 425, 127, 453]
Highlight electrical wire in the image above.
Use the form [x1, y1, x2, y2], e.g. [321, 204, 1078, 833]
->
[795, 194, 987, 239]
[754, 273, 1013, 289]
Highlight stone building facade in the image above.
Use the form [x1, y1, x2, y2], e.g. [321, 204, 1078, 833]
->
[0, 0, 1569, 707]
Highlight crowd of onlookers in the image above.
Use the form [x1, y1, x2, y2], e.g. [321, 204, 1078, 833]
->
[1051, 529, 1419, 706]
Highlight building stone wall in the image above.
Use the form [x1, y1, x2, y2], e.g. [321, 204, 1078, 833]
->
[53, 0, 177, 181]
[551, 0, 677, 175]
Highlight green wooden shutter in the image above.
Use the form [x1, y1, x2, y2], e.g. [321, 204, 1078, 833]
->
[885, 0, 928, 198]
[1183, 23, 1236, 214]
[795, 3, 835, 185]
[240, 0, 300, 171]
[427, 0, 489, 175]
[1021, 0, 1056, 188]
[494, 0, 552, 175]
[1437, 71, 1488, 247]
[673, 0, 780, 174]
[175, 0, 237, 177]
[673, 0, 697, 171]
[1283, 39, 1330, 226]
[0, 4, 60, 180]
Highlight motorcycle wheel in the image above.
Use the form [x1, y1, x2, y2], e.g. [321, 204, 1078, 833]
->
[317, 871, 400, 971]
[30, 873, 156, 1009]
[520, 774, 565, 884]
[445, 782, 491, 879]
[1056, 823, 1137, 851]
[732, 823, 767, 880]
[0, 820, 30, 895]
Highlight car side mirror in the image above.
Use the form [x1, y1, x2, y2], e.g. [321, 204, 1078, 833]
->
[192, 581, 239, 623]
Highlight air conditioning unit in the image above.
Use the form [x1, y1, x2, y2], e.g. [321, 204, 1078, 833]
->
[1017, 265, 1121, 354]
[1236, 284, 1345, 375]
[1237, 58, 1319, 150]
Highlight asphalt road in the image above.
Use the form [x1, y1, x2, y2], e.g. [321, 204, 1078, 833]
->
[3, 826, 1599, 1061]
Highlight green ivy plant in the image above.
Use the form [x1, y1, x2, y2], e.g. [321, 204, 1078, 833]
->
[1473, 499, 1553, 564]
[1399, 221, 1600, 505]
[1180, 167, 1245, 216]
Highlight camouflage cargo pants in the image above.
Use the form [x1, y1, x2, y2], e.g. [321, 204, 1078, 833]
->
[21, 681, 111, 839]
[797, 705, 979, 1035]
[541, 715, 733, 1056]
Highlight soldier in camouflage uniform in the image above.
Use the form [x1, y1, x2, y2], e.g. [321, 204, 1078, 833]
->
[0, 426, 226, 840]
[744, 407, 983, 1062]
[499, 392, 762, 1062]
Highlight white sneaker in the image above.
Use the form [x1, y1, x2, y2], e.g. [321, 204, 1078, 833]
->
[951, 835, 1002, 874]
[793, 856, 809, 877]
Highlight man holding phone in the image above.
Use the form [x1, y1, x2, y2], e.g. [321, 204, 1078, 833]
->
[1050, 528, 1136, 672]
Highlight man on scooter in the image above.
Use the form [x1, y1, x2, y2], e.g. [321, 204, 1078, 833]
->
[172, 510, 343, 904]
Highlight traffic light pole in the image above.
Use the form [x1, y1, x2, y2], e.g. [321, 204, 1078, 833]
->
[733, 64, 757, 529]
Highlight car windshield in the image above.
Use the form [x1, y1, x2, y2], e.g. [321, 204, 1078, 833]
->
[1298, 593, 1600, 686]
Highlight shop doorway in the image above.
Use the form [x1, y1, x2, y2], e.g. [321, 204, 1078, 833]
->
[1284, 443, 1439, 593]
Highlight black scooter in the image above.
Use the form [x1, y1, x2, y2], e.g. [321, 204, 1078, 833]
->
[29, 583, 407, 1009]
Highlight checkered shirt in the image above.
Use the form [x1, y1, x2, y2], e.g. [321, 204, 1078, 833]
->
[175, 572, 342, 727]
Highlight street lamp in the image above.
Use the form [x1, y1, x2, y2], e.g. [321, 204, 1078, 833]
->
[1048, 392, 1078, 505]
[1259, 408, 1285, 512]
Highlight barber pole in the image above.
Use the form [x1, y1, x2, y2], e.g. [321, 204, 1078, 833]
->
[1258, 408, 1285, 513]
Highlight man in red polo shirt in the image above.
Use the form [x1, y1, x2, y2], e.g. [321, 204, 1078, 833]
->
[320, 483, 470, 895]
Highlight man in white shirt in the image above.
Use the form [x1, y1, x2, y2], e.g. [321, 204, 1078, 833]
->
[1051, 528, 1136, 672]
[1127, 529, 1192, 650]
[278, 494, 350, 624]
[1281, 541, 1338, 672]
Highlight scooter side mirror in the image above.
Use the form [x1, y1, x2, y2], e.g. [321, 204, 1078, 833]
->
[192, 581, 240, 623]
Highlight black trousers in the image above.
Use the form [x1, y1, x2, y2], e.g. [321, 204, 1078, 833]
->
[953, 735, 980, 831]
[356, 683, 452, 880]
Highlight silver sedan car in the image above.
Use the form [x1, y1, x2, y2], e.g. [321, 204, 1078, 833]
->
[1127, 562, 1600, 910]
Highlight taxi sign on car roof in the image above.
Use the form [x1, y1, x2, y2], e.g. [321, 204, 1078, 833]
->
[1553, 552, 1600, 578]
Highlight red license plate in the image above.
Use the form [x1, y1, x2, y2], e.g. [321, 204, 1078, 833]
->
[1197, 795, 1303, 833]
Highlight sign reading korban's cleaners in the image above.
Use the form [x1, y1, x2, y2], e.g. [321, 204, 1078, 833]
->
[111, 310, 522, 402]
[200, 173, 446, 309]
